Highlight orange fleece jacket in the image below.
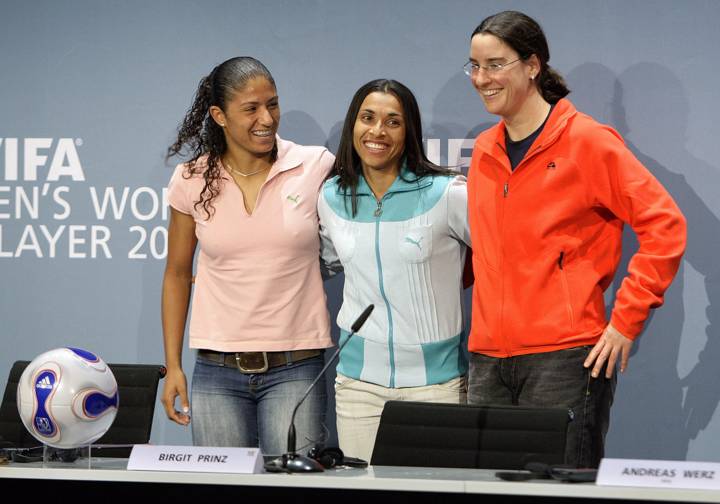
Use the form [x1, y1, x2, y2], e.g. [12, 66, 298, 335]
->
[467, 99, 686, 357]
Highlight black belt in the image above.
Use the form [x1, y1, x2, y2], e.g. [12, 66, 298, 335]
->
[198, 349, 323, 374]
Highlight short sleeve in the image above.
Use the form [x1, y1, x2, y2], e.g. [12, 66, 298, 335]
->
[167, 164, 193, 215]
[307, 147, 335, 195]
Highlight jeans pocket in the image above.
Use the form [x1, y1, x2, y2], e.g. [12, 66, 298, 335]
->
[334, 373, 357, 392]
[437, 375, 467, 393]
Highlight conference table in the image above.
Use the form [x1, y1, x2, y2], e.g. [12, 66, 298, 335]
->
[1, 457, 719, 503]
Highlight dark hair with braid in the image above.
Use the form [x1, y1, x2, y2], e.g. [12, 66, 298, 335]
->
[333, 79, 456, 217]
[166, 57, 277, 219]
[472, 11, 570, 104]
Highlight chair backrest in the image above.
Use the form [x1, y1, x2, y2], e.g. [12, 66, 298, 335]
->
[370, 401, 570, 469]
[0, 361, 36, 449]
[0, 360, 165, 457]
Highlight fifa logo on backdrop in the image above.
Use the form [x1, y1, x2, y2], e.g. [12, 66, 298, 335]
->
[0, 138, 85, 181]
[1, 137, 471, 179]
[425, 138, 475, 170]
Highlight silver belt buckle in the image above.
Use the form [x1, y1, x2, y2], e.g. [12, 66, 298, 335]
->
[234, 352, 269, 374]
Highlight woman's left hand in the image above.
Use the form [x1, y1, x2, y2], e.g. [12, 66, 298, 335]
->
[583, 323, 634, 379]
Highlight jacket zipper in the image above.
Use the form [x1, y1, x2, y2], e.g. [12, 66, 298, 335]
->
[374, 195, 395, 386]
[490, 144, 513, 355]
[374, 199, 383, 217]
[494, 139, 549, 197]
[558, 251, 575, 328]
[490, 123, 566, 355]
[498, 162, 511, 355]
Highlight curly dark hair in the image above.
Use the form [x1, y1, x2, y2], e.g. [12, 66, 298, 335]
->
[333, 79, 456, 217]
[166, 56, 277, 219]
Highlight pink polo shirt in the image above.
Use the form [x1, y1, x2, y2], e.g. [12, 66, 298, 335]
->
[167, 137, 334, 352]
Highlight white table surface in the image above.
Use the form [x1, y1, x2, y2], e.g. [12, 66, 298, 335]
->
[1, 458, 719, 502]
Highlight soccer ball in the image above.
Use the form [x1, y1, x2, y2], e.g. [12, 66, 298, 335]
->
[17, 347, 119, 449]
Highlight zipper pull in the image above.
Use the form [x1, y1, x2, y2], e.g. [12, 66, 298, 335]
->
[503, 182, 509, 198]
[374, 199, 383, 217]
[558, 251, 565, 269]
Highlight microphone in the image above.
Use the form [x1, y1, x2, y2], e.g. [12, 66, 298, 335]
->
[265, 304, 374, 473]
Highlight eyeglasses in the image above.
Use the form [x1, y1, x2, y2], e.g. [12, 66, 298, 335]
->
[463, 58, 522, 76]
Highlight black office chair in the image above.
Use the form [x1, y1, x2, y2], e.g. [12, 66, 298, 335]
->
[370, 401, 570, 469]
[0, 360, 166, 457]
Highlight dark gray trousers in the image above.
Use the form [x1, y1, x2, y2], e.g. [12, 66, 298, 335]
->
[467, 346, 616, 468]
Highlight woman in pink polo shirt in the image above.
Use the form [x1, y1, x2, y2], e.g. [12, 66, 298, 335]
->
[161, 57, 334, 454]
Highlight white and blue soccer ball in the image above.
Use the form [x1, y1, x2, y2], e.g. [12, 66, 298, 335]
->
[17, 348, 119, 449]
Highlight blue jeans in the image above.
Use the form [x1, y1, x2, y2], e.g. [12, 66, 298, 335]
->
[467, 346, 616, 468]
[190, 352, 326, 456]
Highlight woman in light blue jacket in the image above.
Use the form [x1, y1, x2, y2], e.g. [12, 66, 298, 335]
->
[319, 79, 471, 461]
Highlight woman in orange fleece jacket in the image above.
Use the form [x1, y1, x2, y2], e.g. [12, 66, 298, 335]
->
[464, 11, 686, 468]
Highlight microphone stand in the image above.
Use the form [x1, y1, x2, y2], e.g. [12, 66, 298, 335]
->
[266, 304, 374, 473]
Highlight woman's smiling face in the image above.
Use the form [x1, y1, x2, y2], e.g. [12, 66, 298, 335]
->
[469, 33, 537, 121]
[212, 76, 280, 157]
[352, 91, 406, 176]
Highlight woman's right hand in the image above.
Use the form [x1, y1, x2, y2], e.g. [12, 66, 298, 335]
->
[161, 367, 191, 426]
[161, 208, 197, 427]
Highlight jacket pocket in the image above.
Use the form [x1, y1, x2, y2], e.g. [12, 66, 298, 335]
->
[399, 224, 433, 263]
[558, 251, 575, 329]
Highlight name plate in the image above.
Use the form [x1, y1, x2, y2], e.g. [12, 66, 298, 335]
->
[127, 444, 264, 474]
[597, 458, 720, 490]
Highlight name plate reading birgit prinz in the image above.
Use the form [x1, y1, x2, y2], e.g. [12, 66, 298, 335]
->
[127, 445, 264, 474]
[597, 458, 720, 490]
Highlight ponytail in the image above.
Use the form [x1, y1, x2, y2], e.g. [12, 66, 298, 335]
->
[166, 73, 226, 162]
[538, 65, 570, 104]
[165, 72, 224, 219]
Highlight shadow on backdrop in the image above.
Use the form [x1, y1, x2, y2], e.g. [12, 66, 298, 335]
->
[325, 120, 344, 156]
[568, 62, 720, 460]
[280, 110, 328, 148]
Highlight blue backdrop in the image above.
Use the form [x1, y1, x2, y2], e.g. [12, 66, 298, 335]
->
[1, 0, 718, 461]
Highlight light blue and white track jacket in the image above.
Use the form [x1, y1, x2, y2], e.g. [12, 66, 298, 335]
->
[318, 168, 470, 388]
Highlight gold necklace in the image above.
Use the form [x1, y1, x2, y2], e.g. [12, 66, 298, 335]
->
[225, 160, 269, 178]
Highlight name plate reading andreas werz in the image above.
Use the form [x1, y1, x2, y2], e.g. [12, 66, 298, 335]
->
[597, 458, 720, 490]
[127, 445, 264, 474]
